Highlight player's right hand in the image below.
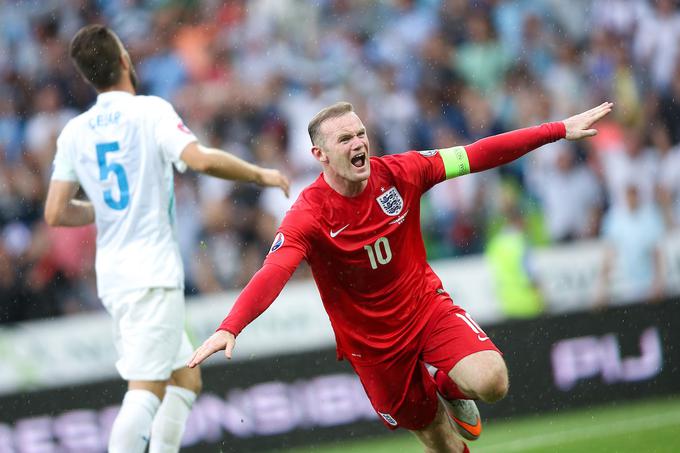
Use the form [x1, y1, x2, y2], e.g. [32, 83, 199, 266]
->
[188, 330, 236, 368]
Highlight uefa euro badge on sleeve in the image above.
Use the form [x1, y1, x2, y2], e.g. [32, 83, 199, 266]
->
[268, 232, 285, 254]
[376, 187, 403, 216]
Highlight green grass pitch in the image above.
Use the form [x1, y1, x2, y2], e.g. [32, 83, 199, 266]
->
[277, 396, 680, 453]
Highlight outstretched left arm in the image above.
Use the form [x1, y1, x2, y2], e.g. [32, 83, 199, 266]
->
[440, 102, 613, 178]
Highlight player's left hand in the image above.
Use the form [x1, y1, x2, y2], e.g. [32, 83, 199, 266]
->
[257, 168, 290, 198]
[562, 102, 613, 140]
[188, 330, 236, 368]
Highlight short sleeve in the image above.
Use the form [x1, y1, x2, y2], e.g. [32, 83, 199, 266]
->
[382, 150, 447, 193]
[264, 207, 316, 270]
[51, 127, 78, 182]
[151, 97, 198, 173]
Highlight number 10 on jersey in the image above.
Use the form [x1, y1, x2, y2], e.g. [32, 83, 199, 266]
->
[96, 141, 129, 210]
[363, 237, 393, 269]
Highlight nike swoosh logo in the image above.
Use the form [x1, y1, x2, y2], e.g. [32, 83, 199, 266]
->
[452, 415, 482, 438]
[478, 335, 489, 342]
[330, 224, 350, 238]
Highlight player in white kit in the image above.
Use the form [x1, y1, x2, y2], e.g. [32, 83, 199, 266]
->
[44, 25, 290, 453]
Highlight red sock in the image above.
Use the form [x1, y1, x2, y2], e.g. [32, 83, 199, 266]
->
[435, 369, 470, 400]
[462, 444, 469, 453]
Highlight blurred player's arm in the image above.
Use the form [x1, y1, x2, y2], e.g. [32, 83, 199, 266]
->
[188, 248, 304, 367]
[44, 180, 95, 226]
[180, 142, 290, 197]
[439, 102, 613, 179]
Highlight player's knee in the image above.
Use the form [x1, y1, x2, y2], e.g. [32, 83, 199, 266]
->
[483, 375, 508, 403]
[477, 363, 508, 403]
[172, 367, 203, 395]
[186, 372, 202, 395]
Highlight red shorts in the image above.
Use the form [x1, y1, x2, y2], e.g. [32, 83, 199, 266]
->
[348, 297, 501, 431]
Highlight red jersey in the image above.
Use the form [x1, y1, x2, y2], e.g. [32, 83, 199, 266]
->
[217, 121, 566, 362]
[266, 151, 447, 361]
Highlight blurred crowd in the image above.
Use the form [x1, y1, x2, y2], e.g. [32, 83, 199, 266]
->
[0, 0, 679, 323]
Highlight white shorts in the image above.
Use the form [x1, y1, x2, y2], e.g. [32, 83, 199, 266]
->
[102, 288, 194, 381]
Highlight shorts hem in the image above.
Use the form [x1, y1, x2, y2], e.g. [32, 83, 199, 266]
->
[118, 372, 172, 382]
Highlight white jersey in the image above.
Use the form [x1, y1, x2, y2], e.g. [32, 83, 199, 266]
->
[51, 91, 197, 298]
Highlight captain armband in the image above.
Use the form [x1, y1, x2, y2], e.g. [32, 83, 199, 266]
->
[440, 146, 470, 179]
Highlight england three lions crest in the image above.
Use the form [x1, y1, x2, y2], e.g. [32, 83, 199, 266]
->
[376, 187, 404, 216]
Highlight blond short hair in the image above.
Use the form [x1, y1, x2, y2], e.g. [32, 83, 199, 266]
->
[307, 101, 354, 146]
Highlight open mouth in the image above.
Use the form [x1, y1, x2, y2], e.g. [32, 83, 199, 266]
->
[351, 152, 366, 168]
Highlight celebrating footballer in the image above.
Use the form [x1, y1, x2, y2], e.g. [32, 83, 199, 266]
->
[190, 100, 613, 452]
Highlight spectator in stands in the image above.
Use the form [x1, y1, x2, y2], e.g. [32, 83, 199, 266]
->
[633, 0, 680, 91]
[598, 183, 666, 306]
[0, 91, 22, 164]
[654, 123, 680, 229]
[658, 64, 680, 144]
[454, 9, 510, 95]
[0, 239, 27, 323]
[486, 187, 544, 319]
[600, 127, 659, 209]
[532, 144, 603, 243]
[24, 84, 77, 177]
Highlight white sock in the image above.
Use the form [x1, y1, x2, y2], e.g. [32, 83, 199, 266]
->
[149, 385, 197, 453]
[109, 389, 161, 453]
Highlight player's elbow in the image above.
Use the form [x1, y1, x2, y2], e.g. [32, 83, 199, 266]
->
[186, 155, 211, 173]
[181, 142, 212, 174]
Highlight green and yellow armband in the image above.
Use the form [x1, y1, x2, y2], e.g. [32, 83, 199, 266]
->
[440, 146, 470, 179]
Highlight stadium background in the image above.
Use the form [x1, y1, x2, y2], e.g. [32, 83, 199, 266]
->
[0, 0, 679, 452]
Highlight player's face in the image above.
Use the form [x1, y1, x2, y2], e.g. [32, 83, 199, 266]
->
[317, 112, 370, 183]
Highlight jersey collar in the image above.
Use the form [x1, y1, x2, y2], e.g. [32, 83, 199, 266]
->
[318, 171, 375, 202]
[96, 91, 134, 103]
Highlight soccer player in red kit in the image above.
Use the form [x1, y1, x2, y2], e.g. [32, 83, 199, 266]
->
[189, 101, 613, 452]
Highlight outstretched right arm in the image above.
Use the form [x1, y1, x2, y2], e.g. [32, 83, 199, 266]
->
[188, 218, 310, 367]
[188, 261, 297, 366]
